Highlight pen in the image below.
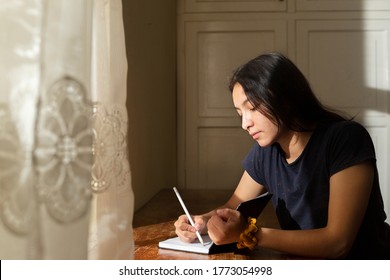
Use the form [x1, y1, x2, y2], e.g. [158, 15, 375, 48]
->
[173, 187, 205, 245]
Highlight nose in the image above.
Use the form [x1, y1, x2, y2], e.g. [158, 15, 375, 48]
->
[241, 112, 253, 131]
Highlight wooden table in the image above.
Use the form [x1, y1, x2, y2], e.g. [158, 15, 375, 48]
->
[133, 189, 311, 259]
[134, 218, 307, 260]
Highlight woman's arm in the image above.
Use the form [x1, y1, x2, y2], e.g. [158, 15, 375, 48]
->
[225, 171, 267, 209]
[257, 161, 374, 258]
[208, 161, 374, 258]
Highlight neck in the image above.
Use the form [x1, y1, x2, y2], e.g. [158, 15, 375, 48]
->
[277, 130, 313, 164]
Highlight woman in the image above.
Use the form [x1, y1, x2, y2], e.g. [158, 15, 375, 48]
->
[174, 52, 390, 259]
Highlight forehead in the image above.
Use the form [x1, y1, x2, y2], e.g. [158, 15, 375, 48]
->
[232, 83, 248, 106]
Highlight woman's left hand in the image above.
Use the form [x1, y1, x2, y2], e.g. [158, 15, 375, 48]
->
[207, 208, 246, 245]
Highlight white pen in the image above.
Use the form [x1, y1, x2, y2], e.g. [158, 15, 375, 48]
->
[173, 187, 205, 245]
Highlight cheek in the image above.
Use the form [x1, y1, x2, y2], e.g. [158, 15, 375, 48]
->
[263, 120, 281, 139]
[270, 125, 281, 138]
[256, 114, 274, 128]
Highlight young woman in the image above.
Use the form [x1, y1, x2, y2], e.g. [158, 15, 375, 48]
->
[174, 52, 390, 259]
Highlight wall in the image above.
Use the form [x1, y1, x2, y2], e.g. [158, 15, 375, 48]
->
[122, 0, 177, 210]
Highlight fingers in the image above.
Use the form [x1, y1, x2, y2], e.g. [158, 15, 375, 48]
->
[207, 209, 244, 245]
[174, 214, 205, 243]
[215, 208, 241, 221]
[174, 215, 195, 243]
[207, 215, 227, 244]
[174, 215, 193, 231]
[193, 216, 206, 233]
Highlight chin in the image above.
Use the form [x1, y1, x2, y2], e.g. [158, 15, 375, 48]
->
[256, 140, 272, 148]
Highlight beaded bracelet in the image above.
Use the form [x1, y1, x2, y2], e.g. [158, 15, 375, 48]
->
[237, 217, 258, 250]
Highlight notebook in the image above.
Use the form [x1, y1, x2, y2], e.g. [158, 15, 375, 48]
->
[158, 192, 272, 254]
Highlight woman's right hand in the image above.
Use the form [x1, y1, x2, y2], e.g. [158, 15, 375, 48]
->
[174, 214, 207, 243]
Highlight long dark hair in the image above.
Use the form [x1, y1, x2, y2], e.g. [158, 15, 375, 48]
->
[229, 52, 349, 132]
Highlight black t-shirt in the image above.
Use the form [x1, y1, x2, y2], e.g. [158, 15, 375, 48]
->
[242, 120, 390, 259]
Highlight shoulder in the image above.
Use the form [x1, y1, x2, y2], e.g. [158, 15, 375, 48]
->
[322, 120, 371, 143]
[327, 120, 367, 133]
[320, 121, 376, 175]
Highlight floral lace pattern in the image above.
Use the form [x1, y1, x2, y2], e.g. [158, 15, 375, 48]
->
[91, 103, 129, 193]
[34, 77, 93, 223]
[1, 76, 131, 232]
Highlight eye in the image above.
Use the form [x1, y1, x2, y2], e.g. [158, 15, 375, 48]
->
[246, 102, 257, 112]
[248, 105, 257, 112]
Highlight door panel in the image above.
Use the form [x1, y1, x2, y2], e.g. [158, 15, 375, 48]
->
[296, 20, 389, 117]
[183, 0, 287, 13]
[296, 0, 390, 11]
[198, 128, 253, 189]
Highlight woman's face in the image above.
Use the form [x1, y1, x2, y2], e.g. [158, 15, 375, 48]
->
[232, 83, 281, 147]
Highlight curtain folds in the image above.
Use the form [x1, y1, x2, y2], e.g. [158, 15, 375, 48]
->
[0, 0, 134, 259]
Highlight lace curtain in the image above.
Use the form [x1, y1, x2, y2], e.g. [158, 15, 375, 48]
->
[0, 0, 134, 259]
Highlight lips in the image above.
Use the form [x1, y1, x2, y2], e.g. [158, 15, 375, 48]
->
[250, 131, 260, 140]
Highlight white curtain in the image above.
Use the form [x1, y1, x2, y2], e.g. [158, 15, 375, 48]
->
[0, 0, 134, 259]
